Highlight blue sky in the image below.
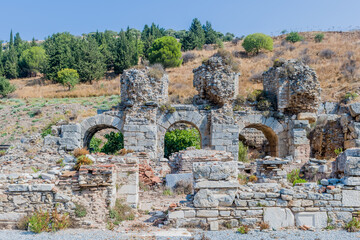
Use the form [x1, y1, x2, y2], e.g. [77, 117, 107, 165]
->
[1, 0, 359, 41]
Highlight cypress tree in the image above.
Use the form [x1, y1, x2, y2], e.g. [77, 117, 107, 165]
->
[75, 37, 106, 83]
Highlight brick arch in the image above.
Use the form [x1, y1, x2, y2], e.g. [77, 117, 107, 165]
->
[156, 110, 208, 159]
[237, 115, 286, 157]
[80, 114, 123, 148]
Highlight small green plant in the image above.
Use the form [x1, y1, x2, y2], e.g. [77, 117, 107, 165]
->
[31, 167, 40, 173]
[286, 32, 303, 43]
[238, 142, 248, 162]
[343, 92, 358, 103]
[238, 174, 248, 184]
[41, 124, 53, 138]
[256, 202, 265, 207]
[74, 203, 87, 218]
[223, 221, 232, 229]
[345, 217, 360, 232]
[293, 178, 307, 186]
[237, 225, 249, 234]
[204, 105, 211, 110]
[163, 188, 173, 196]
[109, 199, 135, 224]
[159, 103, 176, 114]
[334, 147, 343, 156]
[287, 169, 307, 186]
[314, 33, 324, 43]
[0, 150, 6, 156]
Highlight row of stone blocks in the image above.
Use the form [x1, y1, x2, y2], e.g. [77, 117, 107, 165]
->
[169, 207, 348, 230]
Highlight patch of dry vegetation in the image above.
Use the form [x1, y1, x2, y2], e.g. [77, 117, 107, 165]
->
[7, 31, 360, 102]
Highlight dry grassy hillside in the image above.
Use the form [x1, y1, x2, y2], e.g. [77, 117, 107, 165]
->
[9, 31, 360, 102]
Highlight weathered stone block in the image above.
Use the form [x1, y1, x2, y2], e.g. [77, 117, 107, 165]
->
[263, 207, 294, 230]
[8, 184, 29, 192]
[342, 190, 360, 207]
[31, 184, 54, 192]
[350, 103, 360, 117]
[295, 212, 327, 229]
[165, 173, 193, 190]
[168, 211, 184, 219]
[193, 189, 219, 208]
[196, 210, 219, 218]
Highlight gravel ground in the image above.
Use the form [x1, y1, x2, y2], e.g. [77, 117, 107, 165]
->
[1, 229, 360, 240]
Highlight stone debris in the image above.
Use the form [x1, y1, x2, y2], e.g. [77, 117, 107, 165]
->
[139, 164, 162, 186]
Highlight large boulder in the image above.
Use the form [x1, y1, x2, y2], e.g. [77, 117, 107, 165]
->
[193, 51, 240, 106]
[263, 59, 321, 114]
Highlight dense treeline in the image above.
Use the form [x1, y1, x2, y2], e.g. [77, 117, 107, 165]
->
[0, 18, 235, 85]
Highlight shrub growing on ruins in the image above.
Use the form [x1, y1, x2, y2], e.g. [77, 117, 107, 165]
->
[57, 68, 79, 91]
[237, 225, 249, 234]
[147, 64, 165, 80]
[286, 32, 303, 43]
[74, 155, 93, 170]
[148, 36, 182, 68]
[109, 199, 135, 224]
[314, 33, 324, 43]
[212, 49, 240, 72]
[0, 76, 16, 98]
[73, 148, 90, 158]
[287, 169, 307, 186]
[101, 132, 124, 154]
[27, 208, 70, 233]
[242, 33, 273, 54]
[345, 217, 360, 232]
[164, 128, 201, 158]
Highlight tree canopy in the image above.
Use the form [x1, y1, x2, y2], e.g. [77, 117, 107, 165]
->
[148, 36, 182, 68]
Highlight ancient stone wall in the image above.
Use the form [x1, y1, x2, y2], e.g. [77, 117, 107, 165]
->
[0, 154, 139, 229]
[168, 149, 360, 230]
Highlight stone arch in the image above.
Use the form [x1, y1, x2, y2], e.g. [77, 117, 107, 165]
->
[237, 114, 286, 157]
[157, 110, 209, 159]
[80, 114, 123, 148]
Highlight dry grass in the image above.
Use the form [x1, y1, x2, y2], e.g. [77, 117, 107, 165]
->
[11, 77, 119, 99]
[73, 148, 89, 158]
[8, 31, 360, 102]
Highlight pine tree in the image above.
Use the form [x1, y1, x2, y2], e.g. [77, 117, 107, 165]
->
[0, 40, 4, 76]
[4, 47, 18, 79]
[75, 37, 106, 83]
[180, 18, 206, 51]
[203, 21, 218, 44]
[113, 28, 139, 74]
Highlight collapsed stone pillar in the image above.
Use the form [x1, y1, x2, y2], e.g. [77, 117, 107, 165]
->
[263, 59, 321, 114]
[193, 51, 240, 107]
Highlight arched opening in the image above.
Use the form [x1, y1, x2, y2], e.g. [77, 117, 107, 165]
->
[239, 123, 278, 160]
[164, 121, 202, 158]
[83, 124, 123, 154]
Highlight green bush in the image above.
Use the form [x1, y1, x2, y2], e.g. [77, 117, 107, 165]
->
[89, 137, 102, 153]
[148, 36, 182, 68]
[57, 68, 79, 90]
[314, 33, 324, 43]
[238, 142, 248, 162]
[242, 33, 273, 54]
[237, 225, 249, 234]
[286, 32, 303, 43]
[247, 90, 263, 102]
[101, 132, 124, 154]
[0, 76, 16, 98]
[164, 128, 201, 158]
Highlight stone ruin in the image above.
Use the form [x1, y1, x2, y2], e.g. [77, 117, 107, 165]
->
[4, 53, 360, 231]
